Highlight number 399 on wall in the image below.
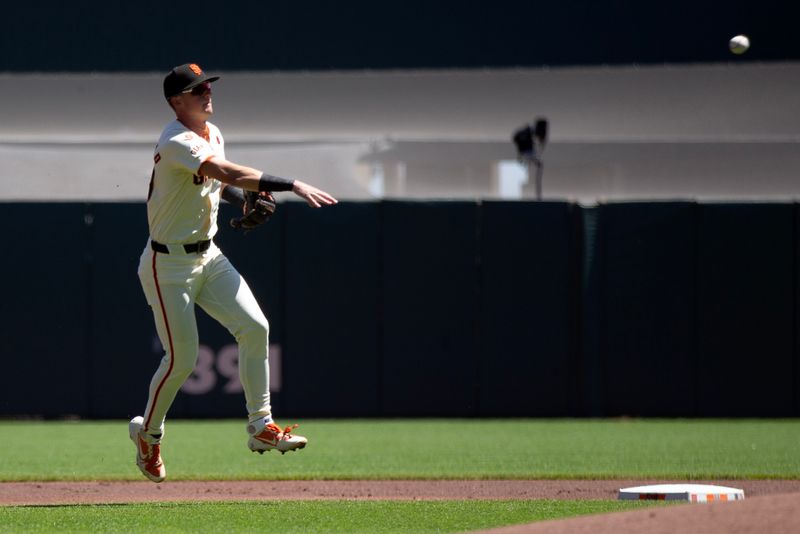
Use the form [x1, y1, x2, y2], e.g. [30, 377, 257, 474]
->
[180, 344, 282, 395]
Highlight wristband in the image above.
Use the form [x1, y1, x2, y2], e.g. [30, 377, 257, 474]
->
[258, 173, 295, 192]
[221, 186, 246, 208]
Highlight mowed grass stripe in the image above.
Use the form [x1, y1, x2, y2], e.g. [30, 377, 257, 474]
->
[0, 500, 664, 534]
[0, 419, 798, 481]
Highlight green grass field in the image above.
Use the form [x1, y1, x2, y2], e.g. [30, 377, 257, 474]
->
[0, 500, 661, 534]
[1, 419, 798, 481]
[0, 418, 797, 533]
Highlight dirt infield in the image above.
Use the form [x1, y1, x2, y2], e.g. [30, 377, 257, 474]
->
[2, 480, 798, 533]
[1, 479, 798, 505]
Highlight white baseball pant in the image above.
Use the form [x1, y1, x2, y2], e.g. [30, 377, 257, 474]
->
[137, 241, 271, 435]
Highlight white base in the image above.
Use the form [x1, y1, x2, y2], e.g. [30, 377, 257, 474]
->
[618, 484, 745, 502]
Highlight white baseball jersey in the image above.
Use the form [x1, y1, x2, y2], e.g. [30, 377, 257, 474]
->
[147, 119, 225, 244]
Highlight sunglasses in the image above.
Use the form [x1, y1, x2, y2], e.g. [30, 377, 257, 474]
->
[182, 82, 212, 96]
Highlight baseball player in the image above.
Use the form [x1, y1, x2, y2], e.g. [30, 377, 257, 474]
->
[129, 63, 337, 483]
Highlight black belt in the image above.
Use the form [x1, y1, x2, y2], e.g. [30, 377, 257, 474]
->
[151, 239, 211, 254]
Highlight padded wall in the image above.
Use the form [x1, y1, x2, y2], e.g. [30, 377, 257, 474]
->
[0, 203, 91, 416]
[381, 201, 479, 415]
[478, 201, 578, 415]
[1, 200, 798, 418]
[87, 203, 154, 418]
[282, 202, 381, 416]
[600, 202, 698, 416]
[696, 204, 795, 416]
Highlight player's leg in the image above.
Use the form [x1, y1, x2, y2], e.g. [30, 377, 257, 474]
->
[196, 250, 307, 454]
[140, 283, 200, 435]
[133, 250, 203, 482]
[195, 250, 271, 420]
[138, 253, 202, 435]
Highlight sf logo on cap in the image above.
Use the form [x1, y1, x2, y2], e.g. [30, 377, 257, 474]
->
[189, 64, 203, 75]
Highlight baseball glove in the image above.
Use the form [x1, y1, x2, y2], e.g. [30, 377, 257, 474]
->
[230, 191, 276, 232]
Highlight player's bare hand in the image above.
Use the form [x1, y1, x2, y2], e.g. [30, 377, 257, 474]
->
[292, 180, 338, 208]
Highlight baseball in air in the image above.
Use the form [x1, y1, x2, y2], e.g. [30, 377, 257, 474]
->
[729, 35, 750, 55]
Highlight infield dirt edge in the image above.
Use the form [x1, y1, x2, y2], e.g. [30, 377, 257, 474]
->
[1, 479, 799, 506]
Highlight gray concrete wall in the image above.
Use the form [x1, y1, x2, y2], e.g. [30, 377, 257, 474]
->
[1, 63, 798, 203]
